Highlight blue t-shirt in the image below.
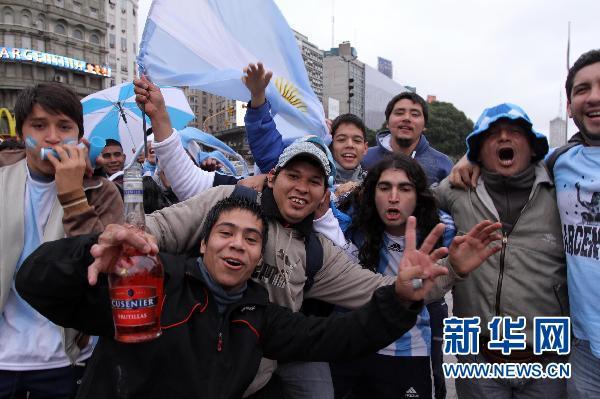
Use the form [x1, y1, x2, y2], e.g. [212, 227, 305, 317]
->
[553, 144, 600, 358]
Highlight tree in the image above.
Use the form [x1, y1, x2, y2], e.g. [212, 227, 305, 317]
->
[424, 101, 474, 162]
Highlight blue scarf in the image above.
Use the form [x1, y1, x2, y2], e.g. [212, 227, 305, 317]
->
[196, 258, 246, 313]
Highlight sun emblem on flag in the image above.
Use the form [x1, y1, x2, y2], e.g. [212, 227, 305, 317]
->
[274, 77, 307, 112]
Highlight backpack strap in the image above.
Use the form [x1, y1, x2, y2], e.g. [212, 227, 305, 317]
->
[230, 184, 259, 202]
[545, 142, 579, 180]
[303, 232, 323, 292]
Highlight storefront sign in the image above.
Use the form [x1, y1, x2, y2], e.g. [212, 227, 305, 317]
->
[0, 46, 111, 77]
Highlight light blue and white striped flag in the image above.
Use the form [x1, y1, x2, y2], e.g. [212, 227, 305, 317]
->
[138, 0, 327, 142]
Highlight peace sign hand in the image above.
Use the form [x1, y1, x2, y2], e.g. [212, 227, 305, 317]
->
[395, 216, 449, 302]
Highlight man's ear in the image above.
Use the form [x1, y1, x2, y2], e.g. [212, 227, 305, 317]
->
[266, 170, 275, 189]
[567, 101, 573, 118]
[199, 240, 206, 256]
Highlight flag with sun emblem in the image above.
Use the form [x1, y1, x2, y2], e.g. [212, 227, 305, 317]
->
[138, 0, 328, 141]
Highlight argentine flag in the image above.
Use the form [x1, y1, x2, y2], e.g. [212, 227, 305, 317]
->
[138, 0, 328, 142]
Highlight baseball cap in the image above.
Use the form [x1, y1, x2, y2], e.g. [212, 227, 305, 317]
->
[275, 136, 336, 187]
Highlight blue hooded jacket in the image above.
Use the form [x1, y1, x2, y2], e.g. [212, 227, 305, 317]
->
[362, 130, 453, 186]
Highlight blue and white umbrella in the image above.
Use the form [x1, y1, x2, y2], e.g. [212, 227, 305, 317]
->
[128, 127, 249, 178]
[179, 127, 250, 177]
[81, 82, 194, 162]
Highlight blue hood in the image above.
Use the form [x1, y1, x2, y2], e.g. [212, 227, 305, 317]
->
[466, 103, 549, 163]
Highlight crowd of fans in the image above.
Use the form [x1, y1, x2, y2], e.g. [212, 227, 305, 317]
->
[1, 49, 600, 399]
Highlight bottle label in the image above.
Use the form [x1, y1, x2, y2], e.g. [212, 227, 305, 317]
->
[123, 180, 144, 203]
[110, 285, 158, 327]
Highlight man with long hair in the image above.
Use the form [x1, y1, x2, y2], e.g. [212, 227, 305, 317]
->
[332, 153, 500, 399]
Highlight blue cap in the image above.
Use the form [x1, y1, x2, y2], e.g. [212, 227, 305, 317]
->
[276, 135, 337, 188]
[466, 103, 549, 163]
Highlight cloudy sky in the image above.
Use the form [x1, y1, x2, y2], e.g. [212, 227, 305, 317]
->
[137, 0, 600, 137]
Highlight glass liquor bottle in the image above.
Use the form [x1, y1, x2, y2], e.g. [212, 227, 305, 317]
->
[108, 162, 164, 343]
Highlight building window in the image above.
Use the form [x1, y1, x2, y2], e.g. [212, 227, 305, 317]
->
[120, 37, 127, 52]
[89, 7, 98, 17]
[90, 33, 100, 44]
[132, 42, 136, 55]
[72, 2, 81, 13]
[21, 36, 31, 48]
[21, 11, 31, 27]
[3, 8, 14, 24]
[73, 29, 83, 40]
[4, 34, 15, 47]
[54, 23, 66, 35]
[35, 16, 44, 30]
[109, 34, 116, 48]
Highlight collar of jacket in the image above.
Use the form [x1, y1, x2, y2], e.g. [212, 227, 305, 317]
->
[332, 159, 364, 184]
[260, 187, 314, 237]
[571, 131, 598, 147]
[182, 257, 269, 307]
[377, 130, 430, 156]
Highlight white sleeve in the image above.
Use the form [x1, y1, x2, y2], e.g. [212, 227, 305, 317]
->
[152, 130, 216, 201]
[313, 208, 347, 247]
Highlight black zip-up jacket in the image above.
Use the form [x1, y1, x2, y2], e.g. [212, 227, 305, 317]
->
[16, 234, 422, 399]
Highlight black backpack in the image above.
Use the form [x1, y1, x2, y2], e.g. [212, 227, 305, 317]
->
[545, 132, 586, 180]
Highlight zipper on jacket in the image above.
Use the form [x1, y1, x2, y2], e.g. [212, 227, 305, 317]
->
[216, 313, 225, 352]
[494, 233, 508, 316]
[490, 182, 541, 316]
[216, 332, 223, 352]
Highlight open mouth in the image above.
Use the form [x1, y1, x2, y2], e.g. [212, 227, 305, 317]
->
[290, 197, 307, 206]
[498, 148, 514, 166]
[385, 209, 402, 220]
[341, 153, 357, 161]
[586, 111, 600, 118]
[224, 258, 243, 269]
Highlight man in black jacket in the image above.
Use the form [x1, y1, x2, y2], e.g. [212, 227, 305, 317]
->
[16, 196, 487, 399]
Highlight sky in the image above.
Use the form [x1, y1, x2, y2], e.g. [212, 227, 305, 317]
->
[137, 0, 600, 137]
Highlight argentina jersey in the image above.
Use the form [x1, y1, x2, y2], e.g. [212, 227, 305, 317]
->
[553, 144, 600, 357]
[376, 234, 431, 357]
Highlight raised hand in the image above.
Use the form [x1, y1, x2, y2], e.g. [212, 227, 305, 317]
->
[449, 154, 480, 189]
[242, 62, 272, 108]
[199, 157, 223, 172]
[88, 224, 158, 286]
[395, 217, 449, 301]
[133, 76, 172, 141]
[448, 220, 502, 276]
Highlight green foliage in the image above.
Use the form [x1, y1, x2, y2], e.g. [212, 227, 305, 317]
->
[424, 101, 474, 162]
[366, 127, 378, 146]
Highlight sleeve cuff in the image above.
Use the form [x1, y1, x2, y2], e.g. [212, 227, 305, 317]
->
[58, 187, 91, 214]
[244, 100, 271, 123]
[152, 128, 179, 146]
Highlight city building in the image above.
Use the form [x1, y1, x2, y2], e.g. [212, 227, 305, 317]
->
[549, 116, 567, 148]
[294, 30, 324, 103]
[105, 0, 138, 86]
[323, 41, 365, 119]
[184, 88, 238, 133]
[212, 126, 254, 165]
[377, 56, 392, 79]
[0, 0, 110, 112]
[364, 64, 409, 131]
